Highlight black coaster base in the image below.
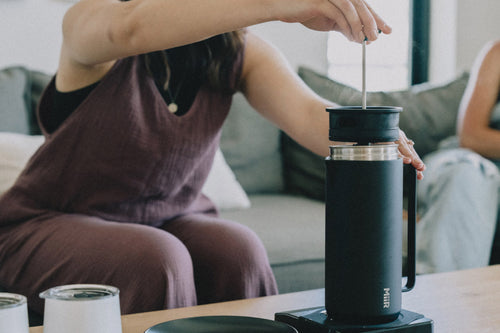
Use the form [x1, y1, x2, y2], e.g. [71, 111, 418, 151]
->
[275, 307, 433, 333]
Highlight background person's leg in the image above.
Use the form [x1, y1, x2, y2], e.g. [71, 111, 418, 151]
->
[416, 148, 500, 273]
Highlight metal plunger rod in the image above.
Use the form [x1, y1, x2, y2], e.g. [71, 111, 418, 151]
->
[362, 39, 367, 109]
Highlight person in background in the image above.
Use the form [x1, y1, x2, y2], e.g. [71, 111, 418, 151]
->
[0, 0, 424, 316]
[416, 40, 500, 273]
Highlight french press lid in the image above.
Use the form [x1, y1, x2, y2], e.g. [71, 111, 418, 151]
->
[327, 106, 402, 144]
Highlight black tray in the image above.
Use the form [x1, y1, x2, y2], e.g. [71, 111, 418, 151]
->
[145, 315, 297, 333]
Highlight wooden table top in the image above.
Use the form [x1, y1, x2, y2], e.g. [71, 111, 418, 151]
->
[30, 265, 500, 332]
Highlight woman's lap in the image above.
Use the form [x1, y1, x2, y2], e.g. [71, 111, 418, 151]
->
[0, 212, 276, 315]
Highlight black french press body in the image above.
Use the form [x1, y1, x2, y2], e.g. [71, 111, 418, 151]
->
[324, 106, 417, 325]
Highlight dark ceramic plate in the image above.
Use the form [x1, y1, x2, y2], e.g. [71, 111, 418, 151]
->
[145, 316, 297, 333]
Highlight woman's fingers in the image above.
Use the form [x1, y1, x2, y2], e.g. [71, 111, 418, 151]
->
[364, 1, 392, 35]
[396, 130, 425, 179]
[327, 0, 362, 41]
[327, 0, 388, 43]
[305, 3, 353, 39]
[349, 0, 379, 42]
[329, 6, 354, 41]
[294, 0, 391, 43]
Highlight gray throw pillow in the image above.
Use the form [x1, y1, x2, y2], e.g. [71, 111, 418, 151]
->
[298, 66, 470, 157]
[282, 134, 325, 201]
[0, 67, 51, 135]
[220, 93, 284, 194]
[0, 67, 31, 134]
[27, 69, 52, 135]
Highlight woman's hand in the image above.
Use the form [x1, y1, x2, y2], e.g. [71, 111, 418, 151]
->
[277, 0, 392, 43]
[396, 129, 425, 180]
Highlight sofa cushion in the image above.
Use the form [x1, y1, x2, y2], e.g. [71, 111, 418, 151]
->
[0, 67, 31, 134]
[220, 194, 325, 265]
[201, 148, 251, 211]
[282, 134, 325, 201]
[0, 66, 51, 136]
[27, 70, 51, 135]
[221, 93, 284, 194]
[220, 194, 325, 293]
[298, 66, 469, 158]
[0, 133, 45, 196]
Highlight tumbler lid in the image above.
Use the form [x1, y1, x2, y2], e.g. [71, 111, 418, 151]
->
[0, 293, 27, 309]
[39, 284, 119, 301]
[327, 106, 402, 144]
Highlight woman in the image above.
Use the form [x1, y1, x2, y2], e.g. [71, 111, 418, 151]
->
[0, 0, 424, 316]
[416, 40, 500, 273]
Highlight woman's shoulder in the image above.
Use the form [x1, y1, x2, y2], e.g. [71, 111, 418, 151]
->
[474, 40, 500, 77]
[483, 40, 500, 59]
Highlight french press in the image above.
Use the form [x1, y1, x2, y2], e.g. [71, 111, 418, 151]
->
[324, 105, 416, 324]
[276, 39, 433, 333]
[275, 106, 433, 332]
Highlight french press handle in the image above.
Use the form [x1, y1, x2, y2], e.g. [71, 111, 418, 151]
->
[403, 165, 417, 292]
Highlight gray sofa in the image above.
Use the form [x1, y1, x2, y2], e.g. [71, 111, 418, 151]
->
[1, 65, 499, 302]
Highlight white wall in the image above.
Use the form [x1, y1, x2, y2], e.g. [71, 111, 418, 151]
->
[0, 0, 498, 81]
[455, 0, 500, 72]
[429, 0, 500, 83]
[429, 0, 458, 84]
[0, 0, 73, 74]
[255, 0, 500, 84]
[0, 0, 328, 75]
[249, 22, 329, 74]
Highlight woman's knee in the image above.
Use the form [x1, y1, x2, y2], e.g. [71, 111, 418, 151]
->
[163, 215, 277, 301]
[209, 221, 270, 272]
[100, 224, 197, 312]
[420, 149, 500, 198]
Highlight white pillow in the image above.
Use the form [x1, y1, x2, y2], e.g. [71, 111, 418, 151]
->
[0, 133, 45, 195]
[201, 148, 251, 211]
[0, 133, 250, 211]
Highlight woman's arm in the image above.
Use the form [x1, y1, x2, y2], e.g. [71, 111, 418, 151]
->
[457, 40, 500, 159]
[62, 0, 390, 65]
[240, 32, 424, 178]
[56, 0, 391, 91]
[240, 32, 332, 157]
